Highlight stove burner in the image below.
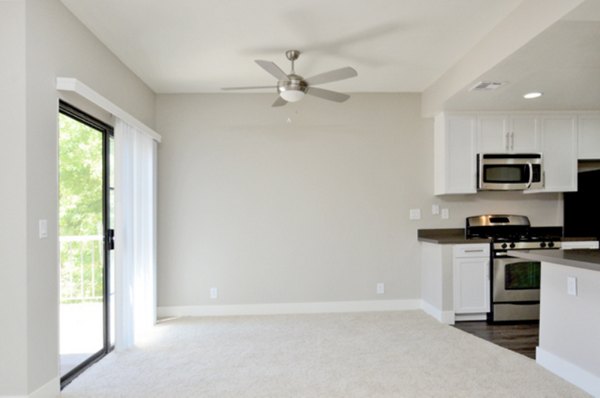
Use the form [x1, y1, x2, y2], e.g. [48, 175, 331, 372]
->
[465, 214, 563, 251]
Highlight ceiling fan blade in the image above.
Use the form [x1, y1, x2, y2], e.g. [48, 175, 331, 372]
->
[306, 87, 350, 103]
[255, 60, 289, 81]
[272, 96, 288, 107]
[305, 67, 357, 86]
[221, 85, 277, 91]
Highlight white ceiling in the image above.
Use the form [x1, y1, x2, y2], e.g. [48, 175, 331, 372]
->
[446, 0, 600, 110]
[60, 0, 523, 94]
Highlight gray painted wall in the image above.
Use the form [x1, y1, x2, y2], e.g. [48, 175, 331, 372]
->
[155, 93, 562, 309]
[0, 1, 28, 395]
[0, 0, 155, 395]
[0, 2, 569, 393]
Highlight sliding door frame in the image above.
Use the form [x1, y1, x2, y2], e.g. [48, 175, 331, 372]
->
[59, 100, 114, 388]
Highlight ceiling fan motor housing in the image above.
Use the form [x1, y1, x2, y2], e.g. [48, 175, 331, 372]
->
[277, 73, 307, 96]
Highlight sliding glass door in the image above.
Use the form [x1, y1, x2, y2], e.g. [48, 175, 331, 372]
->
[59, 101, 114, 385]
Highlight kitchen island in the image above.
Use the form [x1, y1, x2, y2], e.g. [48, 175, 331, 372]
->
[507, 249, 600, 397]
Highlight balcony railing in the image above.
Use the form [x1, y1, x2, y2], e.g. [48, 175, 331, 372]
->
[60, 235, 104, 303]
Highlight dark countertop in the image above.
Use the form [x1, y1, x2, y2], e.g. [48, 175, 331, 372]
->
[417, 229, 490, 244]
[507, 249, 600, 272]
[417, 228, 597, 245]
[561, 236, 599, 242]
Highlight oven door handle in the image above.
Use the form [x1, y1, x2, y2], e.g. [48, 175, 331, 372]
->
[526, 162, 533, 189]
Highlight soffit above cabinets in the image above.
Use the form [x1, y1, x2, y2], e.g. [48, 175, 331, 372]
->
[446, 0, 600, 111]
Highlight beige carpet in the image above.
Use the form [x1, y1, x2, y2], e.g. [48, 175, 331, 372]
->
[62, 310, 589, 397]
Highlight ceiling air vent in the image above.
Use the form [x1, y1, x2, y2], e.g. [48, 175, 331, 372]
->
[469, 81, 506, 91]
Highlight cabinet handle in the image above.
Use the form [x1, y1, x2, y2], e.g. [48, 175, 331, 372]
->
[511, 132, 515, 151]
[464, 249, 485, 253]
[505, 132, 509, 151]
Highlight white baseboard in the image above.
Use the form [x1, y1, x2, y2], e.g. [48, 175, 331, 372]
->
[536, 347, 600, 397]
[420, 300, 455, 325]
[29, 377, 59, 398]
[455, 313, 486, 322]
[158, 299, 421, 318]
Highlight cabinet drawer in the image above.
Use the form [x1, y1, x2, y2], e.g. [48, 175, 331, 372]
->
[453, 244, 490, 258]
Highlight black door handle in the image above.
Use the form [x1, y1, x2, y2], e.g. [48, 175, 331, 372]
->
[107, 229, 115, 250]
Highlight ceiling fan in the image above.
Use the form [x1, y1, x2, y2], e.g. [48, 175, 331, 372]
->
[222, 50, 358, 107]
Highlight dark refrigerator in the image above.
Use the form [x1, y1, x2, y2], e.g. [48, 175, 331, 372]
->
[564, 169, 600, 240]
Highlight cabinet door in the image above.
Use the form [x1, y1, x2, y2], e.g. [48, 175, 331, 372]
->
[453, 257, 490, 314]
[578, 116, 600, 160]
[477, 115, 508, 153]
[510, 115, 539, 152]
[434, 114, 477, 195]
[539, 115, 578, 192]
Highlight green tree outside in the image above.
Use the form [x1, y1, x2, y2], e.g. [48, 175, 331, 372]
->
[59, 113, 104, 303]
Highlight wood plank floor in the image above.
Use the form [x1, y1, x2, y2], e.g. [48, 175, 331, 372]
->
[453, 321, 539, 359]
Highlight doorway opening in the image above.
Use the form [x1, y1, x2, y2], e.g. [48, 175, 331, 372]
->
[58, 101, 114, 386]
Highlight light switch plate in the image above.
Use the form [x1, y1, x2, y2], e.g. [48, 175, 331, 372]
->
[376, 283, 385, 294]
[409, 208, 421, 220]
[431, 204, 440, 215]
[39, 219, 48, 239]
[210, 287, 218, 299]
[441, 208, 450, 219]
[567, 276, 577, 296]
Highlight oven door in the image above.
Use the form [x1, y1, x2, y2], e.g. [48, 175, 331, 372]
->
[493, 256, 541, 302]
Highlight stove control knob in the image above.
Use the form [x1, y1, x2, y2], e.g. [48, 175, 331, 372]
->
[501, 243, 508, 249]
[548, 241, 555, 248]
[540, 242, 547, 248]
[509, 242, 516, 249]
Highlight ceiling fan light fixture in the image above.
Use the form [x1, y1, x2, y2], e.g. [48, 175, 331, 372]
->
[279, 89, 305, 102]
[223, 49, 357, 107]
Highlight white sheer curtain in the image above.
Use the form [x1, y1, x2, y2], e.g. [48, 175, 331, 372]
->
[114, 118, 157, 350]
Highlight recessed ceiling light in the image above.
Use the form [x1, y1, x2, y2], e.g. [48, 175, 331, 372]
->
[523, 92, 543, 99]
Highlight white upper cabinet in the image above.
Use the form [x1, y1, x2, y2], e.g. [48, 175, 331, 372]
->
[434, 111, 582, 195]
[511, 115, 539, 152]
[434, 113, 477, 195]
[477, 114, 538, 154]
[537, 115, 578, 192]
[477, 115, 507, 153]
[578, 115, 600, 160]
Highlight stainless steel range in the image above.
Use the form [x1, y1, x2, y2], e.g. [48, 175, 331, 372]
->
[465, 215, 562, 322]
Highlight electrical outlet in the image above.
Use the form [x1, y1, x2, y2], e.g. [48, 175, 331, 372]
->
[376, 283, 385, 295]
[409, 208, 421, 220]
[210, 287, 218, 299]
[567, 277, 577, 296]
[432, 204, 440, 215]
[441, 208, 449, 219]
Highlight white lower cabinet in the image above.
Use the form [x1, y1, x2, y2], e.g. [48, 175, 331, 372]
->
[453, 244, 490, 318]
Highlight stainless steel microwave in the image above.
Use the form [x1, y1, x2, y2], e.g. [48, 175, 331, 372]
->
[478, 153, 543, 191]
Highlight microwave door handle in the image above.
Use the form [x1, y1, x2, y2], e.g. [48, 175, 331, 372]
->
[526, 162, 533, 189]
